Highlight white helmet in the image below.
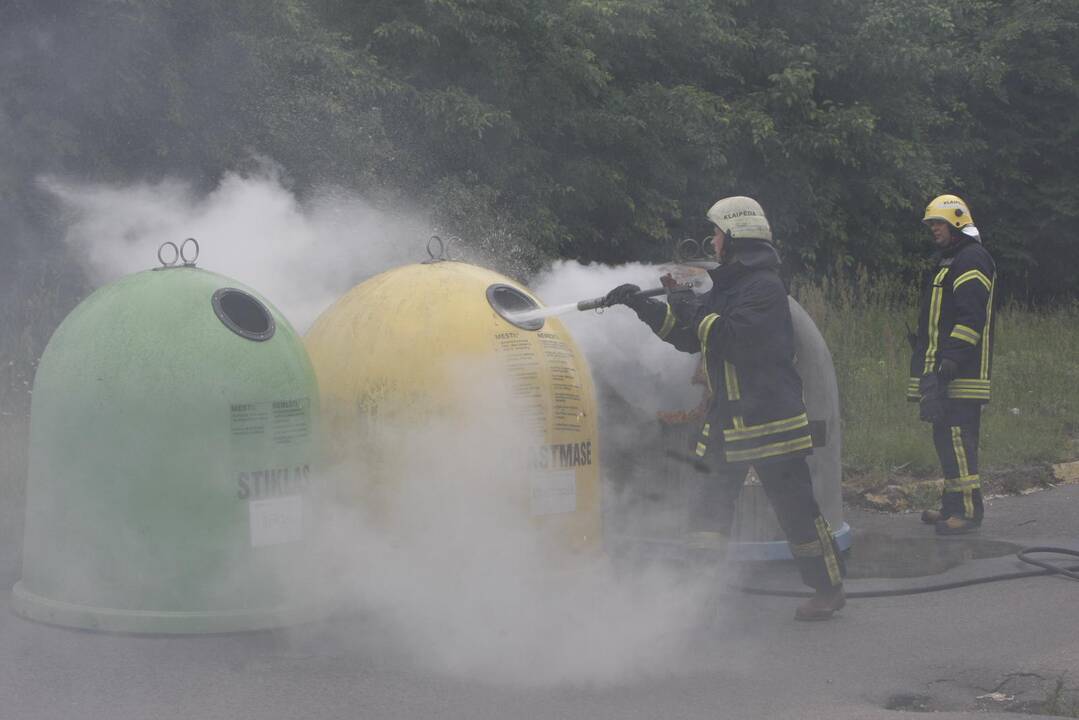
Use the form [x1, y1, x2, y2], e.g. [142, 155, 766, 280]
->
[706, 196, 772, 243]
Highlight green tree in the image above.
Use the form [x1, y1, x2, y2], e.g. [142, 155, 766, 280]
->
[956, 0, 1079, 302]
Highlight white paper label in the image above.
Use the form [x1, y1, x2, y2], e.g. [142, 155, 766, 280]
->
[530, 469, 577, 516]
[249, 495, 304, 547]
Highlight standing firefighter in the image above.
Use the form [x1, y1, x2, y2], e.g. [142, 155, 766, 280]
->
[909, 194, 996, 534]
[604, 196, 846, 621]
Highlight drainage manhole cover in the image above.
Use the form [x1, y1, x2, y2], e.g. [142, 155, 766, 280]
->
[845, 531, 1021, 579]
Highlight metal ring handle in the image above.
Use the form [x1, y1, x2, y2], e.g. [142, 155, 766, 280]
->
[157, 241, 180, 267]
[426, 235, 445, 261]
[443, 235, 460, 261]
[180, 237, 200, 265]
[674, 237, 704, 263]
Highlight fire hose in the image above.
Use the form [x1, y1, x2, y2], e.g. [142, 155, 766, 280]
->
[737, 547, 1079, 599]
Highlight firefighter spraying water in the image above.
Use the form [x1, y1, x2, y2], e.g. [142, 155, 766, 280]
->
[595, 195, 847, 621]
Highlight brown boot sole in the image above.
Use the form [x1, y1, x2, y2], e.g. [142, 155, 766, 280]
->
[794, 607, 842, 621]
[935, 520, 982, 536]
[794, 595, 846, 622]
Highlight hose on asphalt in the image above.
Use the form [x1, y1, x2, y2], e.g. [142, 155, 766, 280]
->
[736, 546, 1079, 599]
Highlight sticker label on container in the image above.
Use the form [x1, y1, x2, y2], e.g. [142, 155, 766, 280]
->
[230, 398, 311, 445]
[537, 332, 585, 432]
[493, 330, 588, 436]
[494, 331, 547, 433]
[249, 495, 304, 547]
[530, 469, 577, 516]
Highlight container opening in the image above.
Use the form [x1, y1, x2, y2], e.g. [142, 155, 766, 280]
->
[486, 284, 544, 331]
[212, 288, 276, 341]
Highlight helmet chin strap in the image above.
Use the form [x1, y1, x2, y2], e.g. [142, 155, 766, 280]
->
[724, 238, 782, 269]
[944, 226, 967, 246]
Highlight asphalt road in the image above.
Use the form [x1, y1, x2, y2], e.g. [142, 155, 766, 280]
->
[1, 486, 1077, 720]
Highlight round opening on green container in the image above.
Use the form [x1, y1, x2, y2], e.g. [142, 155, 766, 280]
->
[486, 284, 544, 331]
[212, 288, 275, 341]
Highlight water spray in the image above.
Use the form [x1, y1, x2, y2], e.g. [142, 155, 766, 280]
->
[478, 235, 717, 329]
[498, 279, 704, 328]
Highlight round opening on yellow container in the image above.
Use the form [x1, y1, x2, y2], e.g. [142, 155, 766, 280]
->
[486, 283, 544, 331]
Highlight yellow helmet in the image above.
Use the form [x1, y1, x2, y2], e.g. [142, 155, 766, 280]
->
[923, 194, 973, 228]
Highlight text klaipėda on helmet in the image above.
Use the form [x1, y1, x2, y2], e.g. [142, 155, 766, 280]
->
[706, 196, 772, 242]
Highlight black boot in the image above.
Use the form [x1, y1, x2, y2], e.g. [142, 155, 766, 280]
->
[921, 508, 946, 524]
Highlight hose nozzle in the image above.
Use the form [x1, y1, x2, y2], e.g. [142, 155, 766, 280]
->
[577, 285, 690, 312]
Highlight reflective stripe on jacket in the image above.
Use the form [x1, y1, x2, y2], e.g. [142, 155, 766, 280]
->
[636, 263, 811, 465]
[907, 238, 997, 403]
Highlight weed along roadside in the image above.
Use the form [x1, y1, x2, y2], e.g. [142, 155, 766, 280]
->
[845, 460, 1079, 514]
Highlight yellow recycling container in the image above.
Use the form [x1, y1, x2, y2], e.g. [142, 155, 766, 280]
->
[305, 261, 600, 552]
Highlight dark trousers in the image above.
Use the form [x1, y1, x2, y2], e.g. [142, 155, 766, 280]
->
[688, 455, 844, 591]
[931, 400, 984, 521]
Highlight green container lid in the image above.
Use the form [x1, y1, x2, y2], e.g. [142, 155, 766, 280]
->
[13, 263, 324, 633]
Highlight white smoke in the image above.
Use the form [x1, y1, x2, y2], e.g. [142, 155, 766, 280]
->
[41, 169, 426, 332]
[531, 260, 706, 415]
[311, 357, 722, 687]
[528, 261, 717, 564]
[40, 170, 729, 687]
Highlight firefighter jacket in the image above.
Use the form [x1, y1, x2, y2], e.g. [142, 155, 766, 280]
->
[632, 261, 812, 466]
[907, 237, 997, 403]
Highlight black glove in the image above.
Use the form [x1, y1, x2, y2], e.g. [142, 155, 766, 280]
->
[918, 373, 947, 424]
[937, 357, 959, 381]
[666, 285, 698, 325]
[603, 283, 642, 307]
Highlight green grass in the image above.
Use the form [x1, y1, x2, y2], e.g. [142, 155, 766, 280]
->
[794, 270, 1079, 487]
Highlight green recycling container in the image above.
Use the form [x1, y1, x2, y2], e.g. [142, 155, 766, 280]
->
[12, 262, 323, 633]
